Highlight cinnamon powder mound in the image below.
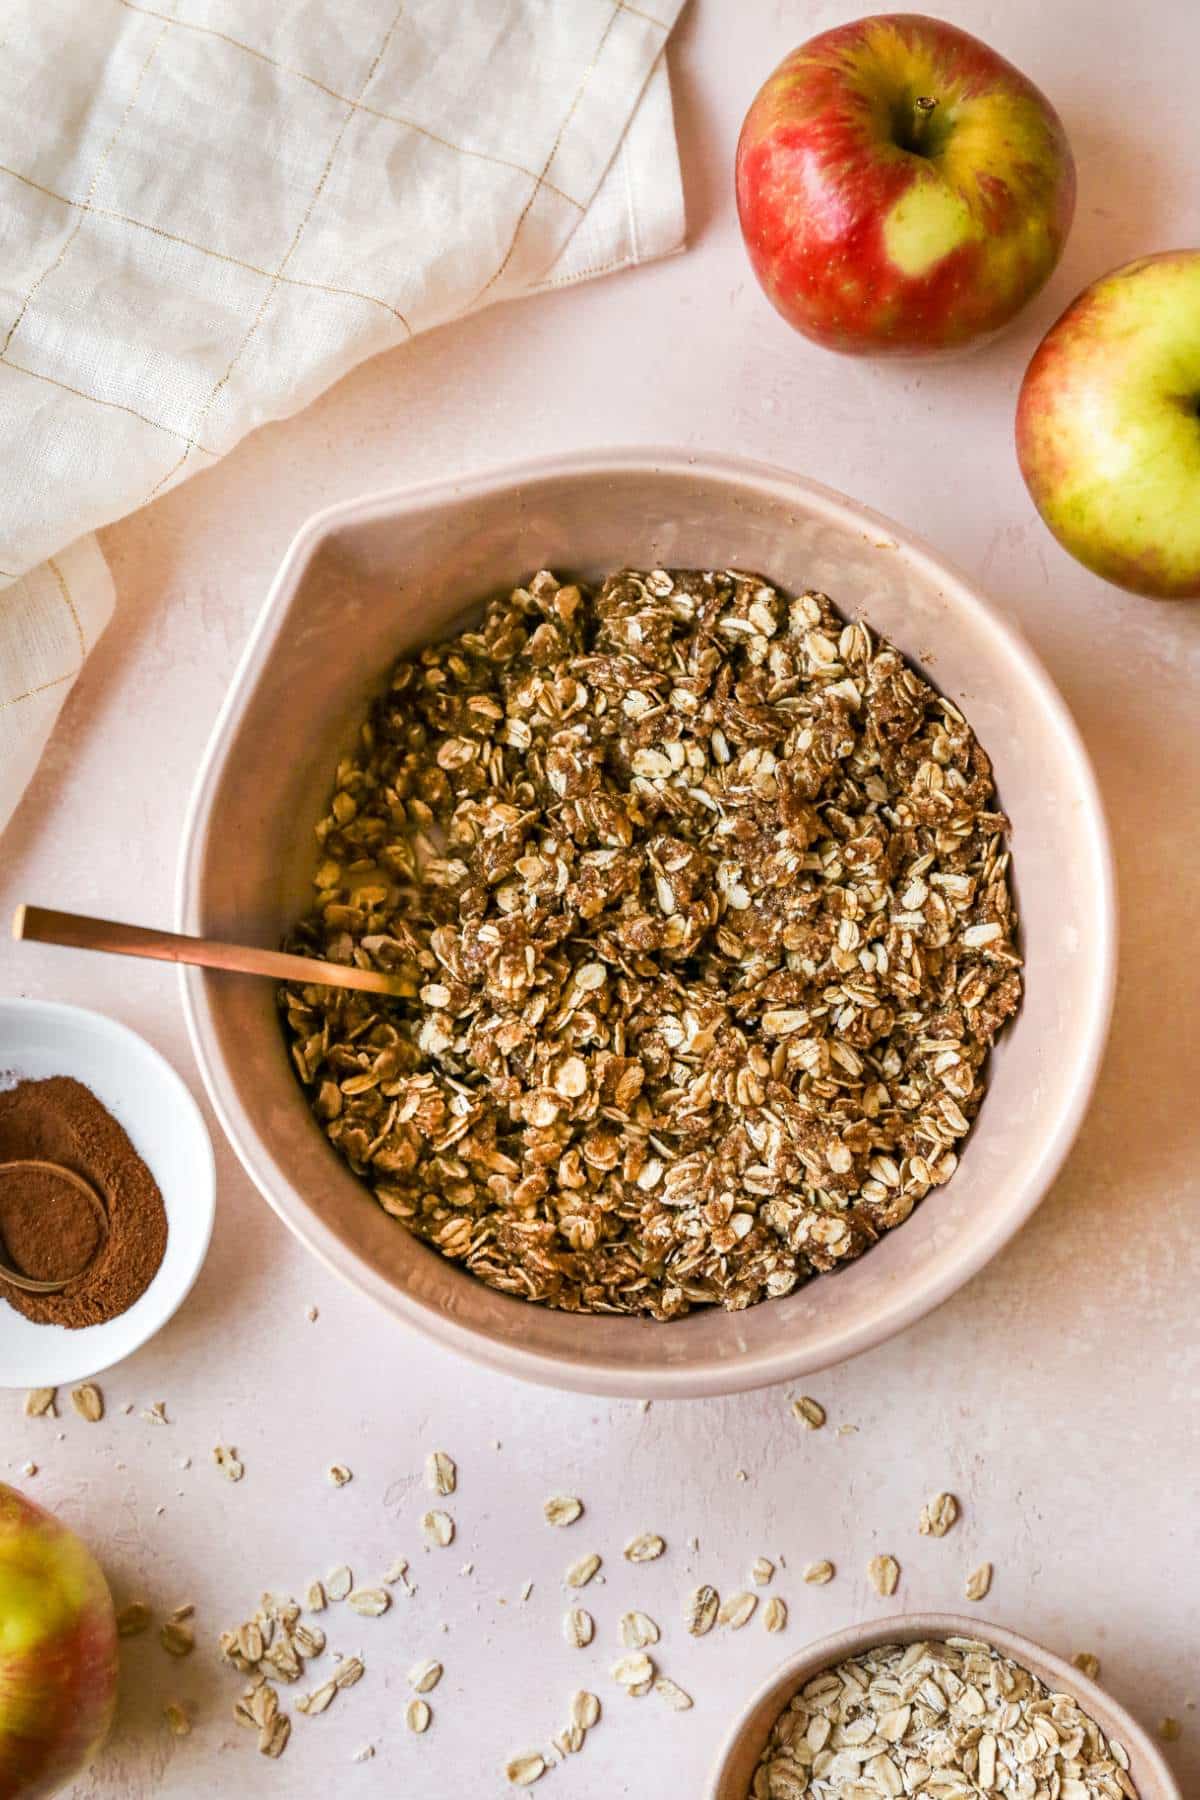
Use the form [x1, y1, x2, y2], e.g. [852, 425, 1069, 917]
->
[0, 1076, 167, 1328]
[0, 1163, 104, 1281]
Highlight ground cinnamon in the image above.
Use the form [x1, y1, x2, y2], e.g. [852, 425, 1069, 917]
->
[0, 1076, 167, 1328]
[0, 1163, 104, 1281]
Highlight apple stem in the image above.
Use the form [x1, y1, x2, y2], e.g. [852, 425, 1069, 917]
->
[910, 95, 938, 149]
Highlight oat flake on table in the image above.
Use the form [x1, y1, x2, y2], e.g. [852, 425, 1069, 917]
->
[282, 568, 1021, 1321]
[918, 1490, 960, 1537]
[686, 1584, 720, 1635]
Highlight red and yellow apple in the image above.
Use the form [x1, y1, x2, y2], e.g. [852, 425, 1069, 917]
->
[0, 1484, 117, 1798]
[1017, 250, 1200, 599]
[735, 13, 1076, 355]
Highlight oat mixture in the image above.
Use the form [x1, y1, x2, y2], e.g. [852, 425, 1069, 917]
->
[751, 1638, 1139, 1799]
[281, 568, 1020, 1318]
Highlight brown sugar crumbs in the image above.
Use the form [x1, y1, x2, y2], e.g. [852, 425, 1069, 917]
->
[281, 569, 1021, 1319]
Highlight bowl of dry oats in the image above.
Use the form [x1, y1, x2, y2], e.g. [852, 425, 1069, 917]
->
[178, 450, 1114, 1395]
[708, 1614, 1181, 1798]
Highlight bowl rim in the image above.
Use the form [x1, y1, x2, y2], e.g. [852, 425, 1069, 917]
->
[0, 996, 216, 1385]
[705, 1611, 1182, 1798]
[177, 446, 1117, 1397]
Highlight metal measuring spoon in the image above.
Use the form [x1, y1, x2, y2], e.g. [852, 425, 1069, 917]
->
[0, 1159, 109, 1294]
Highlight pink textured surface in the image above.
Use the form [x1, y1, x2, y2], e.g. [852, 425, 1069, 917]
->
[0, 2, 1196, 1794]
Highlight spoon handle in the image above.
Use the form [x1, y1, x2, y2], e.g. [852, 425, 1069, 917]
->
[12, 904, 402, 998]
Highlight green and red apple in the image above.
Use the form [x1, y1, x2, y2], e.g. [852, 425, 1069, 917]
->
[1017, 250, 1200, 599]
[0, 1484, 117, 1798]
[736, 13, 1075, 355]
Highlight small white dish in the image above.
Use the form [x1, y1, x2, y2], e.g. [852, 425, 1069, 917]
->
[0, 999, 215, 1387]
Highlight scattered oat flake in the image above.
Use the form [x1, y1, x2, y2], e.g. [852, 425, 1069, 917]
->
[654, 1675, 693, 1711]
[326, 1564, 353, 1600]
[348, 1587, 389, 1617]
[563, 1607, 594, 1648]
[791, 1396, 826, 1429]
[212, 1444, 244, 1482]
[685, 1585, 719, 1636]
[571, 1691, 601, 1731]
[116, 1601, 152, 1637]
[160, 1621, 194, 1657]
[505, 1753, 545, 1785]
[259, 1714, 291, 1759]
[426, 1450, 456, 1495]
[835, 1423, 859, 1437]
[751, 1557, 774, 1586]
[381, 1557, 409, 1588]
[335, 1655, 365, 1690]
[543, 1494, 583, 1527]
[19, 1461, 36, 1478]
[1073, 1651, 1101, 1681]
[421, 1509, 455, 1548]
[867, 1554, 900, 1597]
[23, 1387, 55, 1418]
[408, 1658, 443, 1693]
[763, 1596, 788, 1634]
[619, 1610, 660, 1649]
[804, 1560, 835, 1585]
[296, 1681, 332, 1717]
[71, 1383, 103, 1422]
[351, 1744, 375, 1763]
[520, 1581, 533, 1602]
[305, 1579, 327, 1611]
[564, 1552, 601, 1589]
[965, 1562, 993, 1602]
[163, 1701, 190, 1737]
[918, 1491, 960, 1537]
[141, 1401, 169, 1425]
[327, 1463, 352, 1487]
[1159, 1716, 1182, 1742]
[624, 1532, 665, 1563]
[718, 1591, 757, 1629]
[293, 1622, 325, 1659]
[612, 1652, 655, 1690]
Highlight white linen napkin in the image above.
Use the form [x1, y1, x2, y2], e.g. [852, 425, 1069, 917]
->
[0, 0, 686, 837]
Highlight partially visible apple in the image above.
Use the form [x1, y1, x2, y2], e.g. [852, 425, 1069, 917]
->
[735, 13, 1075, 355]
[1016, 250, 1200, 599]
[0, 1484, 117, 1798]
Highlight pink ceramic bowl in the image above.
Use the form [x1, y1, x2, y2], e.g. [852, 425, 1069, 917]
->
[709, 1614, 1181, 1798]
[177, 450, 1115, 1397]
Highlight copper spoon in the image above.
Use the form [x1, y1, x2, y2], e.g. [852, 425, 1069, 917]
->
[12, 904, 404, 998]
[0, 1160, 109, 1295]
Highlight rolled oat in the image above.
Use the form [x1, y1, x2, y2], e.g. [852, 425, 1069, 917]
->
[282, 569, 1021, 1320]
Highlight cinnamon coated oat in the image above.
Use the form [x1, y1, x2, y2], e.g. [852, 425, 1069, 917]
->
[281, 568, 1020, 1319]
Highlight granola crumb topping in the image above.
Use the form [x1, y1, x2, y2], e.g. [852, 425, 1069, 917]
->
[282, 568, 1021, 1319]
